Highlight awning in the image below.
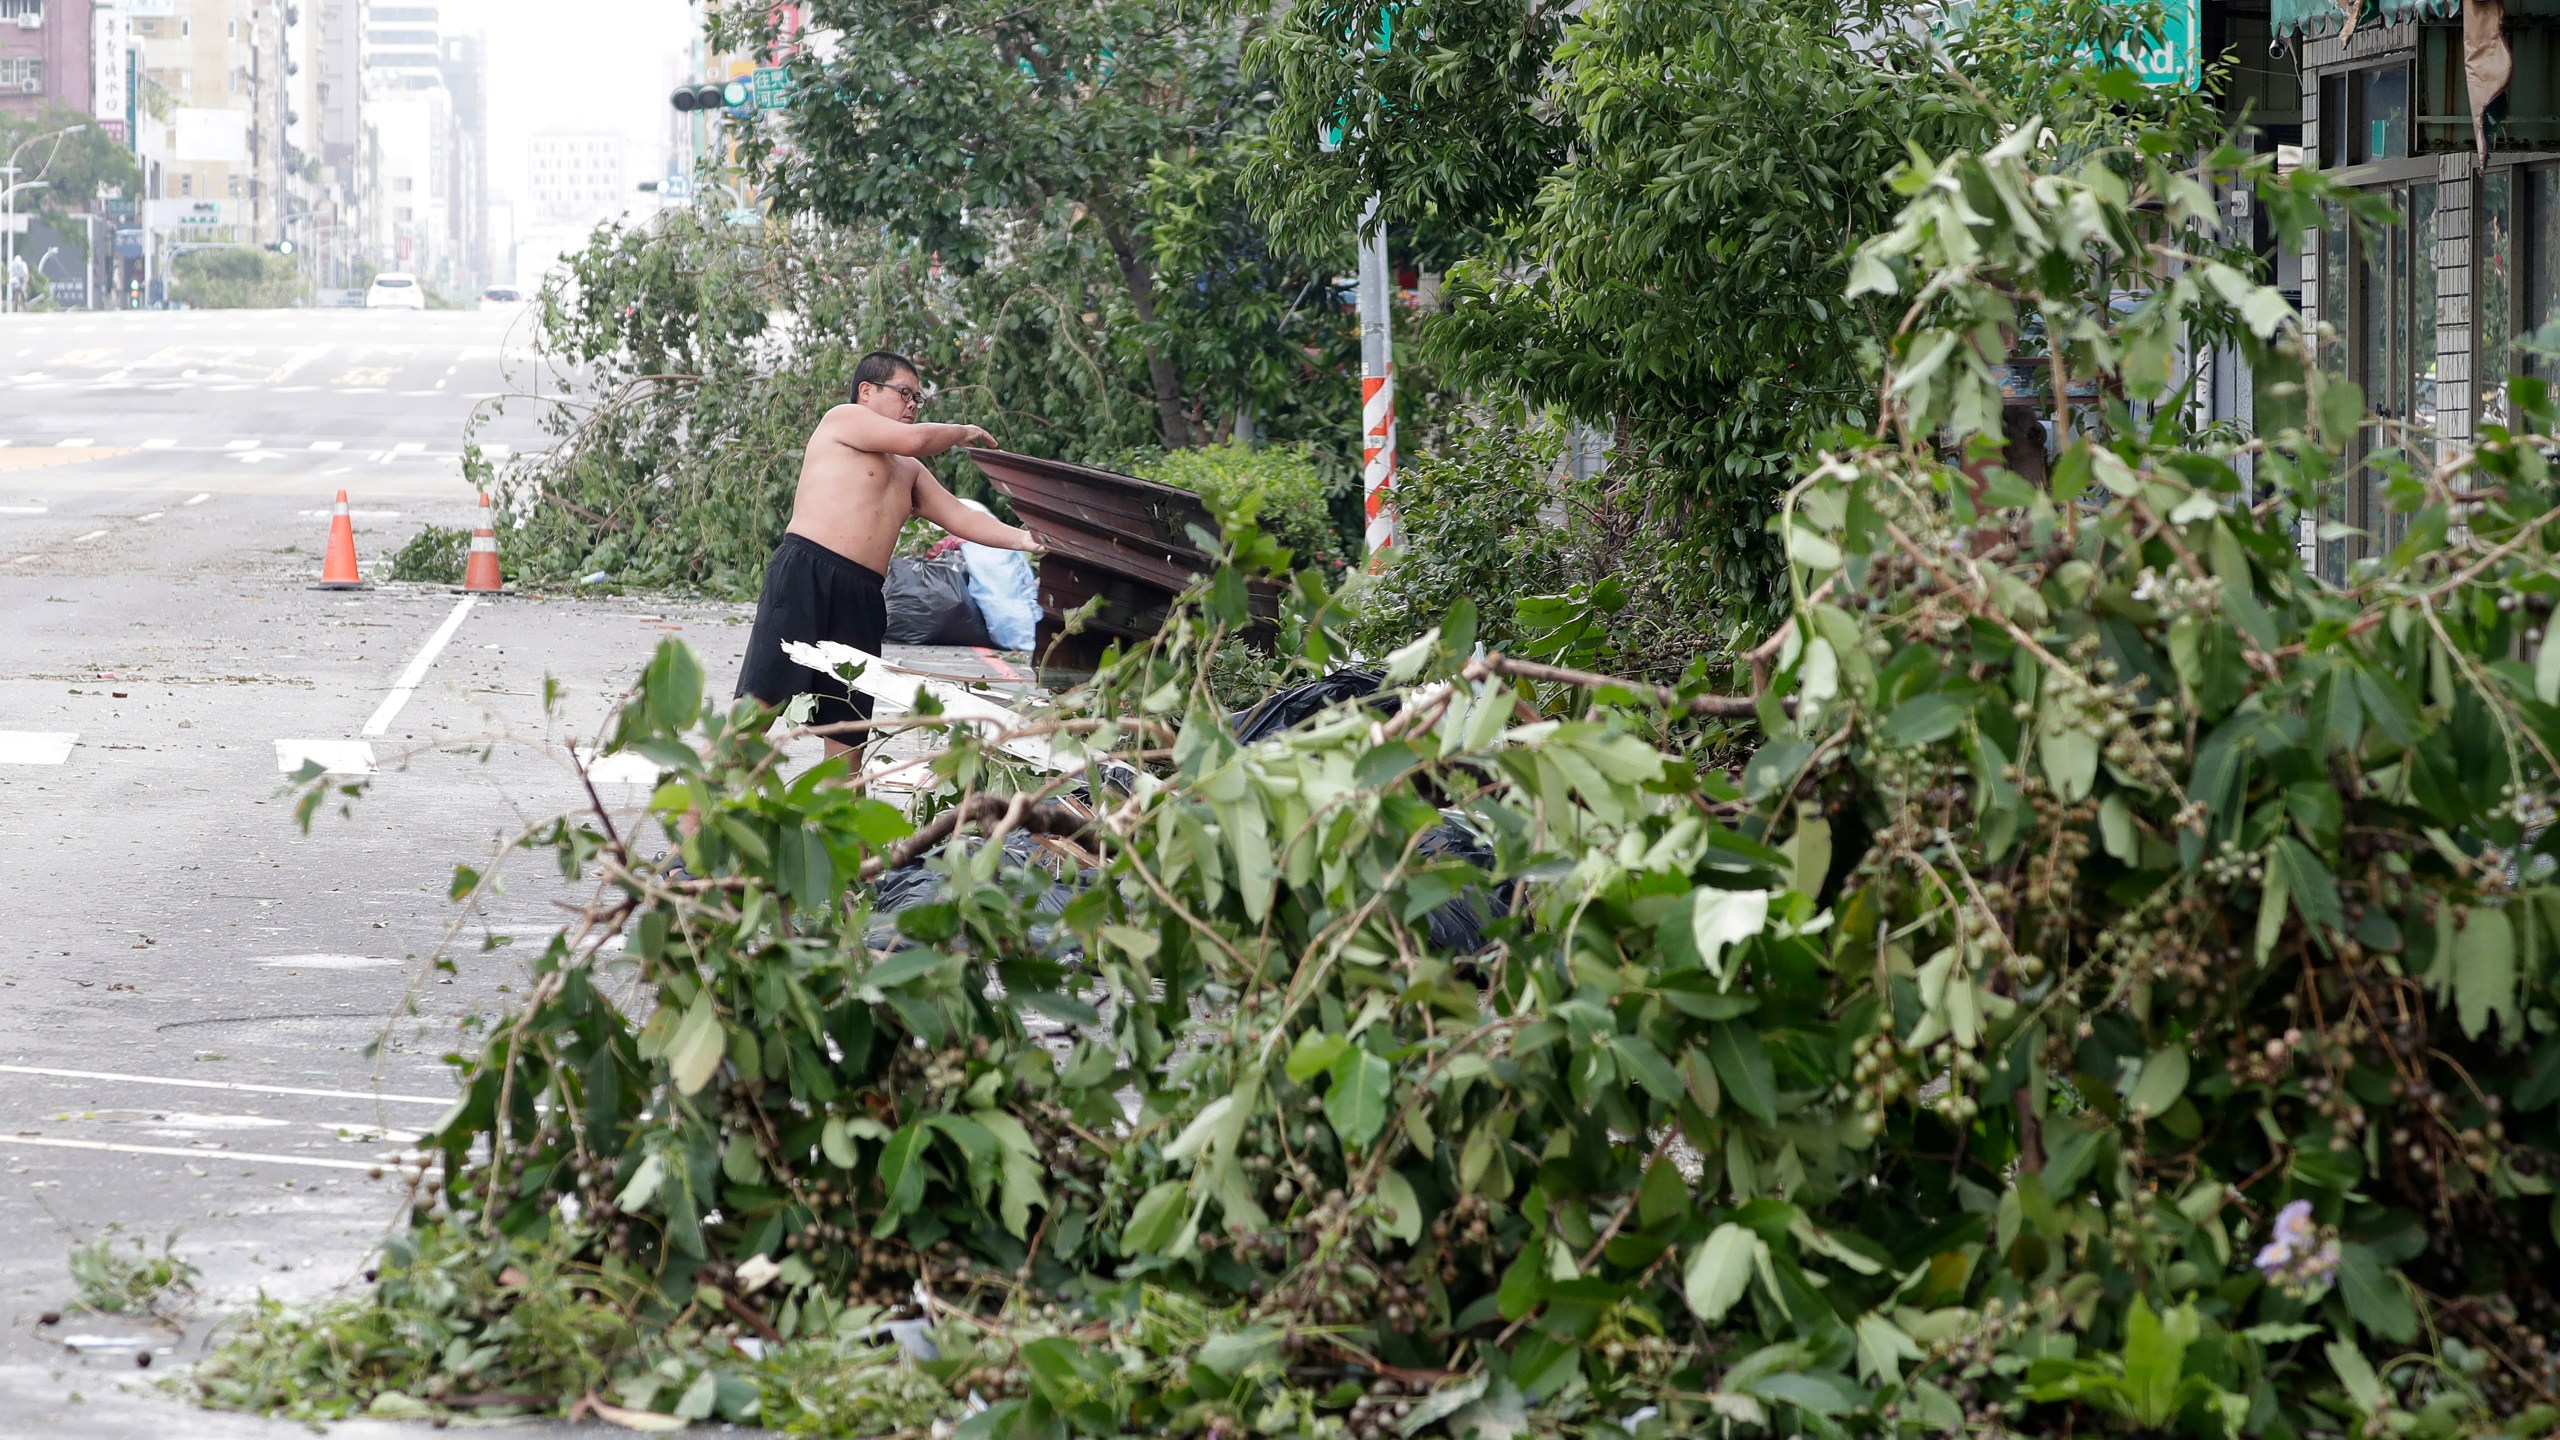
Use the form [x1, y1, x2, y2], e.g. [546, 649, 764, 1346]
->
[2273, 0, 2459, 37]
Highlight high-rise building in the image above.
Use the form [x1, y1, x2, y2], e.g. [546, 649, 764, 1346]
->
[360, 2, 485, 296]
[131, 0, 283, 251]
[0, 0, 97, 123]
[528, 129, 628, 227]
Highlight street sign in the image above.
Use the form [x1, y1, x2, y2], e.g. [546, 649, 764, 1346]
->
[2098, 0, 2199, 89]
[664, 173, 693, 202]
[725, 207, 763, 229]
[752, 65, 795, 111]
[114, 227, 143, 258]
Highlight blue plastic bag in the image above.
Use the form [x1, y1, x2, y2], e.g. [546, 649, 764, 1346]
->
[961, 542, 1040, 652]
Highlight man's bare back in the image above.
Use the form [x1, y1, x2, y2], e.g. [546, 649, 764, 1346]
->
[785, 365, 1040, 572]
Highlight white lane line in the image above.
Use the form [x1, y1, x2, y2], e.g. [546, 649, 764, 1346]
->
[135, 512, 164, 523]
[0, 1135, 403, 1174]
[184, 492, 211, 505]
[362, 595, 477, 737]
[274, 738, 377, 775]
[72, 529, 107, 542]
[223, 438, 259, 451]
[57, 437, 95, 448]
[0, 731, 79, 764]
[0, 505, 45, 515]
[0, 1063, 447, 1106]
[308, 439, 343, 452]
[7, 555, 33, 565]
[141, 438, 176, 449]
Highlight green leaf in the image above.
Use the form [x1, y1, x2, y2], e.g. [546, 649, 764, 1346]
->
[1611, 1033, 1685, 1107]
[1326, 1049, 1393, 1149]
[2538, 629, 2560, 706]
[2271, 837, 2344, 934]
[1881, 692, 1970, 746]
[1121, 1180, 1188, 1256]
[1854, 1312, 1924, 1384]
[977, 1111, 1048, 1240]
[2123, 1046, 2190, 1120]
[2326, 1338, 2389, 1417]
[2337, 1243, 2418, 1342]
[1708, 1022, 1778, 1125]
[1285, 1030, 1348, 1085]
[820, 1116, 857, 1170]
[2453, 905, 2518, 1040]
[1683, 1222, 1761, 1324]
[1658, 887, 1772, 980]
[616, 1152, 665, 1212]
[1374, 1169, 1422, 1245]
[644, 640, 704, 732]
[666, 991, 726, 1097]
[2040, 726, 2098, 803]
[875, 1123, 930, 1223]
[1196, 1327, 1280, 1381]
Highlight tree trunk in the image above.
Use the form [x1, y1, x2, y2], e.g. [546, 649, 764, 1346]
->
[1093, 205, 1191, 450]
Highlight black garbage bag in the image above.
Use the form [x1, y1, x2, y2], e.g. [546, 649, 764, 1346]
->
[865, 827, 1090, 958]
[1414, 819, 1512, 956]
[1230, 669, 1389, 743]
[883, 554, 996, 648]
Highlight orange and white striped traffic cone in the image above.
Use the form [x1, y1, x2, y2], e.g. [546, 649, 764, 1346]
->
[462, 492, 503, 593]
[317, 490, 363, 589]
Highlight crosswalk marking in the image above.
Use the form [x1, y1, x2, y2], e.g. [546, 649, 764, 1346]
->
[141, 438, 176, 449]
[72, 529, 107, 542]
[0, 731, 79, 765]
[57, 438, 95, 448]
[223, 438, 259, 451]
[274, 739, 377, 775]
[136, 512, 164, 522]
[309, 440, 343, 452]
[184, 492, 211, 505]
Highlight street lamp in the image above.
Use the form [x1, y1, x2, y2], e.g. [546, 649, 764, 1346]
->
[3, 123, 87, 315]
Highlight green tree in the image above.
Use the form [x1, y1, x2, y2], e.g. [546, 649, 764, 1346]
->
[168, 248, 309, 309]
[1252, 0, 2215, 598]
[718, 0, 1351, 450]
[0, 107, 142, 266]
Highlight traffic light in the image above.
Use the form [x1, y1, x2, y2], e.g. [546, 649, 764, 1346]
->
[669, 82, 726, 112]
[266, 240, 297, 255]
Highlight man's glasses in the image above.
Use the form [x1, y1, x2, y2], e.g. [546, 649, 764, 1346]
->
[876, 381, 925, 407]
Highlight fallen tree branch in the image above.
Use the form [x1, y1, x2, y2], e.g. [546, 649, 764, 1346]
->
[1464, 653, 1779, 719]
[858, 794, 1100, 881]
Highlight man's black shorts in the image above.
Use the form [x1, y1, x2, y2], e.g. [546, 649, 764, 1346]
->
[734, 533, 887, 741]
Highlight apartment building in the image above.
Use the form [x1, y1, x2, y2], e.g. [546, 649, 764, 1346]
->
[0, 0, 96, 121]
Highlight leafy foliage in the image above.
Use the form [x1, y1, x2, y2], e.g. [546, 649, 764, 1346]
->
[67, 1229, 198, 1322]
[1133, 440, 1352, 575]
[205, 127, 2560, 1440]
[0, 106, 142, 260]
[716, 0, 1353, 450]
[389, 524, 470, 586]
[167, 249, 310, 310]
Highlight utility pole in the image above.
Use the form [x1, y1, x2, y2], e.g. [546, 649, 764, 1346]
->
[1357, 193, 1397, 562]
[3, 124, 89, 315]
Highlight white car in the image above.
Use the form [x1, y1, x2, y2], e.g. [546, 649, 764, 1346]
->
[365, 273, 426, 310]
[478, 286, 526, 313]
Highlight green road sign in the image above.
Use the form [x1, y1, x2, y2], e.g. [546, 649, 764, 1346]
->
[2102, 0, 2199, 89]
[753, 66, 795, 111]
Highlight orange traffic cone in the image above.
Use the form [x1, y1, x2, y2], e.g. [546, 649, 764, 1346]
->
[462, 492, 504, 593]
[317, 490, 363, 589]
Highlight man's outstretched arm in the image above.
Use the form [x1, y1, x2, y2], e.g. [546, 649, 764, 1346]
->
[825, 404, 993, 458]
[911, 465, 1043, 552]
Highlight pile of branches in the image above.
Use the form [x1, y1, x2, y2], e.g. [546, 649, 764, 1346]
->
[198, 138, 2560, 1439]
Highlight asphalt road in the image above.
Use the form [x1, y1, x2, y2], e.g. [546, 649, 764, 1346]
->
[0, 308, 1010, 1436]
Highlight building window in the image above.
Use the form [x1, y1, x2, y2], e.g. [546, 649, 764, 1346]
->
[179, 173, 192, 196]
[0, 57, 42, 94]
[2321, 63, 2413, 166]
[0, 1, 44, 21]
[393, 177, 412, 192]
[2480, 170, 2515, 429]
[2315, 182, 2438, 578]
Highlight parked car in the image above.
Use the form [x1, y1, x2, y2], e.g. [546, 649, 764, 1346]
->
[478, 286, 526, 313]
[365, 273, 426, 310]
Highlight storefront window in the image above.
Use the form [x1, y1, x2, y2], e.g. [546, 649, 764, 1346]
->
[2525, 166, 2560, 379]
[2482, 170, 2514, 428]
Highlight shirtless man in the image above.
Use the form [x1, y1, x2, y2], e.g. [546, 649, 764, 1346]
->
[734, 350, 1042, 757]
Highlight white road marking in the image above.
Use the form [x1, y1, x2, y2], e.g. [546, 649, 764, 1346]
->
[275, 738, 377, 775]
[579, 749, 666, 786]
[253, 954, 399, 970]
[0, 505, 45, 515]
[7, 555, 33, 565]
[223, 438, 259, 451]
[308, 439, 343, 452]
[184, 492, 211, 505]
[362, 596, 476, 736]
[392, 441, 425, 453]
[72, 529, 107, 542]
[135, 512, 164, 523]
[0, 731, 79, 765]
[296, 508, 400, 519]
[320, 466, 352, 477]
[141, 438, 176, 449]
[0, 1064, 440, 1109]
[0, 1135, 402, 1174]
[57, 438, 95, 448]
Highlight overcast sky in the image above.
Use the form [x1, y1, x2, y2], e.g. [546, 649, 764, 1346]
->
[437, 0, 701, 210]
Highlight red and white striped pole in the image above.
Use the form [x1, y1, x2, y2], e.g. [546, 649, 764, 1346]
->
[1357, 192, 1397, 564]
